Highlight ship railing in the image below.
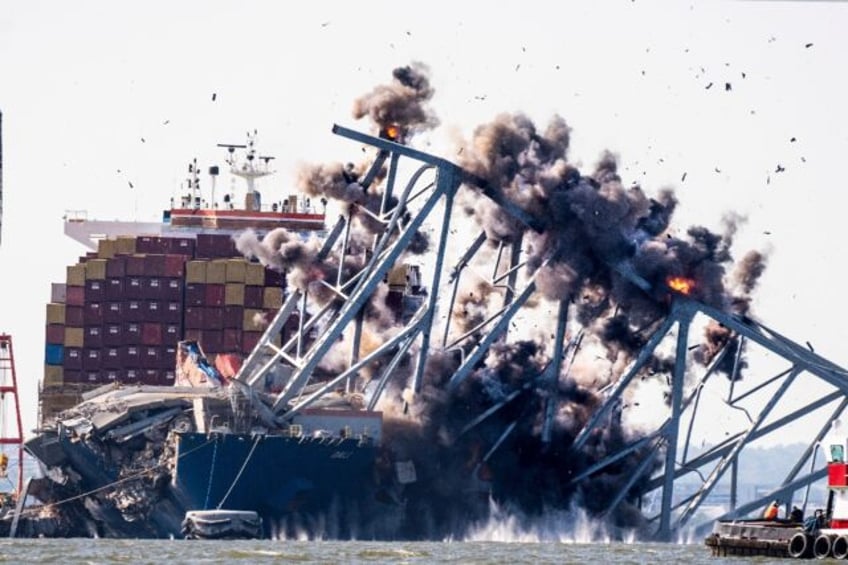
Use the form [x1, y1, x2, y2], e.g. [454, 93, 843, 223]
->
[63, 210, 88, 222]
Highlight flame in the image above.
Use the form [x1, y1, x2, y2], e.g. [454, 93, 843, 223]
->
[383, 124, 401, 141]
[666, 276, 695, 295]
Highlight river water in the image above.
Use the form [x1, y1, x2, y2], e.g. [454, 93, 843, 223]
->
[0, 539, 789, 564]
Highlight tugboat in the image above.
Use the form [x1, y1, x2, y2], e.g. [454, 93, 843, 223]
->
[705, 421, 848, 559]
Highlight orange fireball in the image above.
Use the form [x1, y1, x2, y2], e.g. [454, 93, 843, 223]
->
[667, 275, 695, 295]
[383, 124, 401, 141]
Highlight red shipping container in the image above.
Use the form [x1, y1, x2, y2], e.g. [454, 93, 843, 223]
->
[103, 323, 123, 346]
[85, 279, 105, 302]
[201, 329, 223, 353]
[244, 285, 264, 308]
[185, 283, 205, 306]
[144, 254, 166, 277]
[203, 307, 224, 330]
[196, 233, 235, 259]
[126, 255, 147, 276]
[184, 307, 203, 329]
[125, 277, 145, 299]
[144, 277, 163, 299]
[136, 235, 169, 255]
[45, 324, 65, 345]
[83, 348, 101, 370]
[144, 300, 162, 322]
[223, 305, 243, 329]
[102, 347, 121, 369]
[124, 300, 144, 322]
[84, 302, 103, 325]
[162, 278, 183, 300]
[204, 284, 225, 307]
[65, 305, 84, 327]
[121, 345, 141, 367]
[125, 322, 142, 344]
[142, 322, 163, 345]
[223, 328, 242, 352]
[242, 331, 261, 354]
[103, 301, 123, 323]
[106, 256, 126, 278]
[83, 326, 103, 348]
[164, 323, 182, 343]
[163, 255, 186, 277]
[105, 278, 125, 300]
[168, 237, 195, 256]
[163, 301, 182, 324]
[66, 285, 85, 306]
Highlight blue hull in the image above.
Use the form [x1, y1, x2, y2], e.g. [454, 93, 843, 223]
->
[172, 432, 378, 520]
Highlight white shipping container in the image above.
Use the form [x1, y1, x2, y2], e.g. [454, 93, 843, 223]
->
[51, 282, 67, 303]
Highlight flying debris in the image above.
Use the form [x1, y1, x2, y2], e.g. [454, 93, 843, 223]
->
[128, 181, 134, 189]
[212, 93, 217, 101]
[790, 137, 797, 143]
[725, 82, 731, 91]
[681, 172, 687, 182]
[805, 42, 814, 48]
[141, 137, 146, 143]
[775, 164, 785, 173]
[705, 82, 713, 89]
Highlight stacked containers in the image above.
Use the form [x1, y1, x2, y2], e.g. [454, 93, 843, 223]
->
[41, 232, 289, 423]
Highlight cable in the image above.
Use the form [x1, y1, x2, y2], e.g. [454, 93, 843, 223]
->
[216, 434, 262, 510]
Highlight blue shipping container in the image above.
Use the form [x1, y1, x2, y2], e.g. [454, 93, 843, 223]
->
[45, 343, 64, 365]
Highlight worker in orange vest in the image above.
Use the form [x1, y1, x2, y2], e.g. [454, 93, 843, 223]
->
[763, 500, 780, 520]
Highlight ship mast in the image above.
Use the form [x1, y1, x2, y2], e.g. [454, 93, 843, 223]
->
[217, 130, 275, 211]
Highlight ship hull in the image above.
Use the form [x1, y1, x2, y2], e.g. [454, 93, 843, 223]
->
[171, 432, 378, 527]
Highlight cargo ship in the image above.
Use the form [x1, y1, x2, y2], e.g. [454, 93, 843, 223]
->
[9, 133, 412, 539]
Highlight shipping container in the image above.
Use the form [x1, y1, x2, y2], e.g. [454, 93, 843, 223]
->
[63, 347, 83, 370]
[106, 256, 126, 278]
[43, 365, 64, 387]
[243, 308, 269, 332]
[223, 305, 243, 329]
[141, 322, 163, 345]
[144, 278, 163, 300]
[124, 300, 144, 322]
[245, 262, 265, 286]
[204, 283, 225, 306]
[103, 301, 123, 323]
[243, 285, 263, 308]
[45, 324, 65, 345]
[185, 283, 205, 306]
[85, 279, 105, 301]
[102, 347, 121, 369]
[223, 328, 242, 352]
[82, 370, 101, 384]
[83, 348, 101, 370]
[121, 346, 141, 367]
[65, 305, 84, 327]
[103, 323, 123, 346]
[162, 277, 183, 300]
[84, 302, 104, 325]
[85, 258, 108, 280]
[163, 301, 182, 324]
[66, 285, 85, 306]
[115, 235, 136, 255]
[163, 254, 186, 277]
[264, 267, 285, 287]
[183, 329, 202, 343]
[83, 326, 103, 348]
[206, 259, 227, 284]
[196, 233, 236, 259]
[123, 369, 141, 383]
[125, 277, 145, 299]
[97, 238, 117, 259]
[225, 258, 247, 283]
[162, 370, 176, 385]
[163, 323, 181, 343]
[168, 237, 195, 256]
[262, 286, 283, 309]
[143, 346, 162, 367]
[144, 254, 166, 277]
[225, 283, 245, 306]
[185, 260, 207, 284]
[242, 331, 262, 355]
[45, 343, 64, 365]
[184, 307, 203, 330]
[136, 235, 169, 255]
[162, 345, 177, 369]
[66, 263, 86, 286]
[143, 300, 162, 322]
[124, 322, 142, 344]
[125, 254, 147, 276]
[64, 327, 84, 348]
[203, 307, 224, 330]
[62, 370, 83, 384]
[141, 368, 163, 386]
[51, 282, 67, 304]
[200, 329, 223, 353]
[46, 303, 66, 325]
[102, 369, 121, 382]
[105, 277, 124, 300]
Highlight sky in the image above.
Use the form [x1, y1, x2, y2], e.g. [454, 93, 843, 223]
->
[1, 0, 847, 444]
